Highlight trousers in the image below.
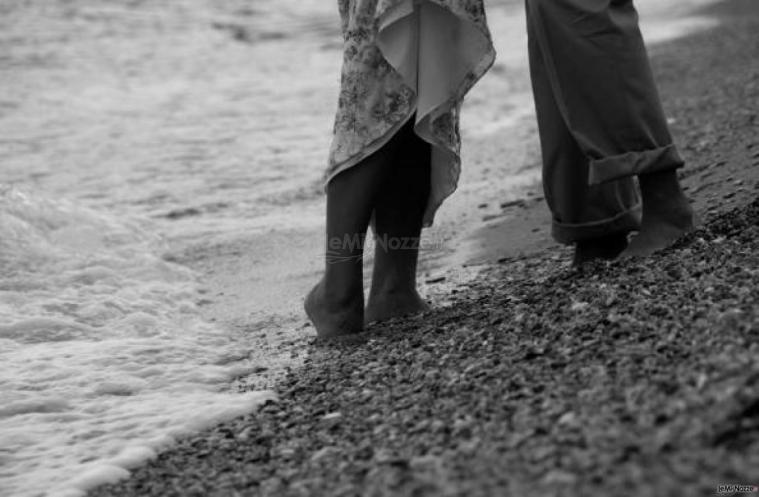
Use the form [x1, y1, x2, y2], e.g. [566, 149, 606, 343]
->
[526, 0, 684, 243]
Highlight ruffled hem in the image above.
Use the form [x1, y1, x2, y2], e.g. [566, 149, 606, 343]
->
[325, 0, 495, 227]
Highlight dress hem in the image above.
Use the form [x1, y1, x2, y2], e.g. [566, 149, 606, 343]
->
[324, 0, 496, 227]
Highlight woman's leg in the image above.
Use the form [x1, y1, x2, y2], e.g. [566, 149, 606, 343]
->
[366, 120, 431, 324]
[305, 141, 395, 338]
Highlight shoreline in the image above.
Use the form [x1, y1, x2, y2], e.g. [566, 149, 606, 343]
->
[89, 1, 759, 496]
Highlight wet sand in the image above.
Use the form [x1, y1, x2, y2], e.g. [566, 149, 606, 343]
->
[88, 0, 759, 495]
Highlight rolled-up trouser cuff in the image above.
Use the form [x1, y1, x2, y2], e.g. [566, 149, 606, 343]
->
[588, 144, 684, 185]
[552, 202, 642, 245]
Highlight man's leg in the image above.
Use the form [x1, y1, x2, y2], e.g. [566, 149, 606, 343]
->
[526, 0, 641, 263]
[366, 120, 431, 324]
[526, 0, 693, 259]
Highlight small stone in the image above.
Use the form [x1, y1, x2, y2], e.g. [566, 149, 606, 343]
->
[696, 373, 708, 390]
[571, 301, 590, 312]
[311, 446, 340, 462]
[542, 469, 578, 485]
[457, 438, 481, 454]
[236, 427, 253, 441]
[277, 448, 296, 459]
[430, 419, 446, 432]
[374, 449, 407, 466]
[558, 411, 579, 427]
[410, 455, 445, 472]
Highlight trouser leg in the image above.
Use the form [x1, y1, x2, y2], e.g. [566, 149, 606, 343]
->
[526, 0, 683, 244]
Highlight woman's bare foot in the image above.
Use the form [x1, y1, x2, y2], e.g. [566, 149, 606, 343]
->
[622, 170, 695, 257]
[365, 289, 430, 325]
[573, 232, 629, 265]
[304, 280, 364, 338]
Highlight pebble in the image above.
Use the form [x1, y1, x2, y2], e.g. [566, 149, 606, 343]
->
[322, 412, 343, 421]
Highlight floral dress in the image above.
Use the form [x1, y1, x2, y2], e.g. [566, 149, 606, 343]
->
[328, 0, 495, 226]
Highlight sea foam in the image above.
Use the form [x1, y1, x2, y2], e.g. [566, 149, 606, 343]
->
[0, 187, 274, 497]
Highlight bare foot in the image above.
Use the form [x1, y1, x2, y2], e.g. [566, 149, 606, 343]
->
[622, 170, 695, 257]
[304, 280, 364, 338]
[365, 289, 430, 325]
[573, 232, 630, 266]
[623, 211, 694, 256]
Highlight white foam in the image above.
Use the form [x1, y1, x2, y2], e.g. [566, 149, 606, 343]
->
[0, 187, 276, 497]
[65, 466, 132, 495]
[108, 446, 158, 469]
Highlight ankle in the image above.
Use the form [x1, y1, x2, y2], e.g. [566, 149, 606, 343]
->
[639, 170, 693, 217]
[369, 280, 418, 299]
[318, 281, 363, 309]
[639, 169, 686, 199]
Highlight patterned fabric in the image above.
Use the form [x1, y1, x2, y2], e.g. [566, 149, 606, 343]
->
[328, 0, 494, 225]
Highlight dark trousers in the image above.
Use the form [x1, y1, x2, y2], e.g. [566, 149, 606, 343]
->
[526, 0, 684, 243]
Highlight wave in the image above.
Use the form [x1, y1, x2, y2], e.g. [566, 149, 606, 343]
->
[0, 186, 274, 497]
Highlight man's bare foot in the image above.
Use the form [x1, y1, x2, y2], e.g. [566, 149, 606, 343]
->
[304, 280, 364, 338]
[623, 210, 694, 256]
[622, 170, 695, 257]
[573, 233, 630, 265]
[365, 289, 430, 325]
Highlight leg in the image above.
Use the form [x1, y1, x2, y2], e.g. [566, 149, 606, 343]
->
[526, 0, 640, 264]
[526, 0, 693, 260]
[305, 142, 395, 338]
[365, 120, 432, 324]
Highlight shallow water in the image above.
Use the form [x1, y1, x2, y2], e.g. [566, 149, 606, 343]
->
[0, 187, 275, 497]
[0, 0, 720, 495]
